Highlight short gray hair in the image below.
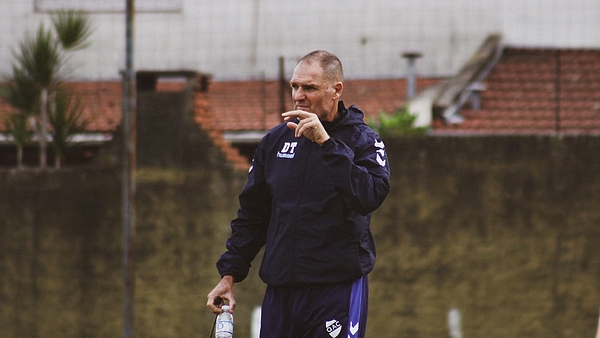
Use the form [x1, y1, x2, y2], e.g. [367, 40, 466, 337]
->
[298, 50, 344, 84]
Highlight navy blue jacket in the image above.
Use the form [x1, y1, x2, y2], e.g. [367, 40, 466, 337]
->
[217, 102, 391, 286]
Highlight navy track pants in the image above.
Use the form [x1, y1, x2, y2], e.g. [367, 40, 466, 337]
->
[259, 276, 368, 338]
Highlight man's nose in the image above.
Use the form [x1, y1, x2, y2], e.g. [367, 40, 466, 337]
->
[293, 88, 305, 101]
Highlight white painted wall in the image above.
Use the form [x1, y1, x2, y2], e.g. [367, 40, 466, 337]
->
[1, 0, 599, 81]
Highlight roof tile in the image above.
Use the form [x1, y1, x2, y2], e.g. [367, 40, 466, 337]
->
[432, 47, 600, 135]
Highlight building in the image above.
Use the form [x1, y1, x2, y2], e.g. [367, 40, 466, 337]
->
[2, 1, 600, 81]
[1, 1, 600, 168]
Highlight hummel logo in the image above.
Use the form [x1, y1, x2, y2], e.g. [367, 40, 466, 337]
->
[277, 141, 298, 159]
[349, 322, 359, 336]
[325, 319, 342, 338]
[374, 139, 386, 167]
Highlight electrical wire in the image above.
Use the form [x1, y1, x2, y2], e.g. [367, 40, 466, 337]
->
[209, 313, 217, 338]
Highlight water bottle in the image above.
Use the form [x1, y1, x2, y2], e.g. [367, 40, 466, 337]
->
[215, 305, 234, 338]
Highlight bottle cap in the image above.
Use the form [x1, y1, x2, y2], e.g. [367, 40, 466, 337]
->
[221, 305, 230, 312]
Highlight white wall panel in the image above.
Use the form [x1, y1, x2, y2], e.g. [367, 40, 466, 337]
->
[1, 0, 599, 81]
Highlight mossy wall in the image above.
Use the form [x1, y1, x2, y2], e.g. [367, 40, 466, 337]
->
[369, 136, 600, 337]
[1, 136, 599, 337]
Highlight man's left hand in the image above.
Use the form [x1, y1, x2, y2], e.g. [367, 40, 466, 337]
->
[282, 110, 330, 145]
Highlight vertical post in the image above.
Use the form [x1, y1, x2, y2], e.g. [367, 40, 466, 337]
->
[595, 303, 600, 338]
[278, 56, 286, 120]
[123, 0, 136, 337]
[401, 51, 423, 100]
[554, 50, 561, 135]
[261, 71, 267, 130]
[448, 308, 462, 338]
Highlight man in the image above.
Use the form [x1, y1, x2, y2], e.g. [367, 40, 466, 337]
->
[207, 50, 390, 338]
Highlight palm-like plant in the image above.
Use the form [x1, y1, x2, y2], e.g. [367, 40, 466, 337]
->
[12, 24, 62, 168]
[50, 11, 92, 168]
[49, 88, 87, 169]
[4, 114, 30, 169]
[0, 66, 40, 169]
[52, 10, 93, 51]
[5, 10, 92, 169]
[0, 65, 40, 113]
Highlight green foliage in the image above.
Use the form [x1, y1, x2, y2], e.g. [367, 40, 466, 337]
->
[52, 10, 93, 51]
[0, 66, 40, 114]
[10, 23, 62, 168]
[1, 10, 93, 168]
[368, 106, 428, 136]
[4, 113, 30, 148]
[0, 63, 39, 169]
[13, 24, 62, 88]
[3, 113, 30, 169]
[48, 88, 88, 168]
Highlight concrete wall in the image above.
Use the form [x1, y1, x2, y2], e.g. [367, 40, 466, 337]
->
[1, 136, 600, 337]
[2, 0, 600, 81]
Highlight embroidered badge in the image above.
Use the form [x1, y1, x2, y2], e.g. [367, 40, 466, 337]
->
[277, 141, 298, 159]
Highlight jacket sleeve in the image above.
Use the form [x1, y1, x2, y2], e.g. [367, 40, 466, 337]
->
[320, 129, 391, 215]
[216, 145, 271, 282]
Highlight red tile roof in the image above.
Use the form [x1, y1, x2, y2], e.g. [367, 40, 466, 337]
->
[1, 77, 442, 133]
[0, 98, 18, 122]
[3, 45, 599, 168]
[343, 78, 443, 122]
[431, 47, 600, 135]
[207, 78, 444, 132]
[206, 80, 286, 131]
[0, 81, 123, 133]
[62, 81, 123, 132]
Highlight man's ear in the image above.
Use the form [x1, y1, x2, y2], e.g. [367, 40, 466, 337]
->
[333, 82, 343, 100]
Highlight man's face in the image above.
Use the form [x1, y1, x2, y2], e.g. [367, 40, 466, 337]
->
[290, 61, 340, 121]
